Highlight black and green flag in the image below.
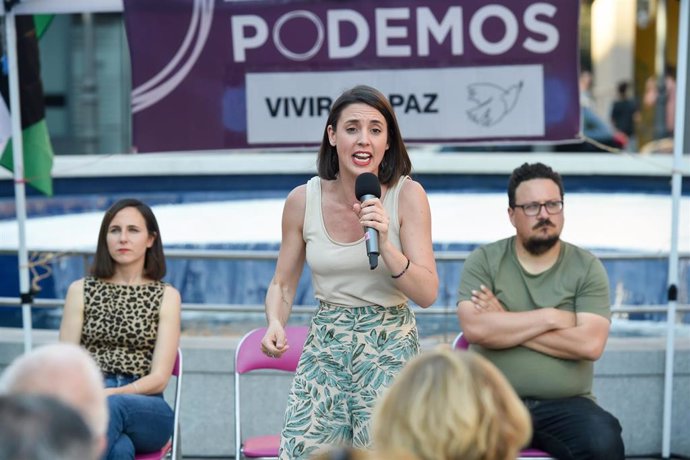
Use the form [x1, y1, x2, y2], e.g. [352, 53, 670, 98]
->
[0, 14, 54, 196]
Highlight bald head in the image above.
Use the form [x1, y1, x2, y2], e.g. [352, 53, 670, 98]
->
[0, 343, 108, 439]
[0, 393, 98, 460]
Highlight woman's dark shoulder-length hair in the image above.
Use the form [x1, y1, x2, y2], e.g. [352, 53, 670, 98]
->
[317, 85, 412, 186]
[90, 198, 166, 281]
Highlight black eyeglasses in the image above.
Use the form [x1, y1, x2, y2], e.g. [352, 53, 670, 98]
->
[513, 200, 564, 216]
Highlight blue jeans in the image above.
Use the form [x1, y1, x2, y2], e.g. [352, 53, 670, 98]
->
[103, 373, 174, 460]
[524, 396, 625, 460]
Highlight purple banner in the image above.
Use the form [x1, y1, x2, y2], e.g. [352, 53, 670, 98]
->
[124, 0, 580, 152]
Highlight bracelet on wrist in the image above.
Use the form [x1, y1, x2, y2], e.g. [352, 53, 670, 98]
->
[391, 257, 411, 279]
[131, 382, 140, 394]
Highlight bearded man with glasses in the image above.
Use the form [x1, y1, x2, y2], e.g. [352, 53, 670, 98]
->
[457, 162, 624, 460]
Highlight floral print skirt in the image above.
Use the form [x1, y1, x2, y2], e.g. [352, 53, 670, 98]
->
[279, 300, 419, 460]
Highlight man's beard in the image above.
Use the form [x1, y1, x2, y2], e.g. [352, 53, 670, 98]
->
[523, 234, 560, 255]
[522, 219, 560, 255]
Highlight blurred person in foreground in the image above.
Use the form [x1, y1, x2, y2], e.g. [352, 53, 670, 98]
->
[0, 342, 108, 456]
[60, 198, 181, 460]
[0, 393, 98, 460]
[372, 348, 531, 460]
[261, 85, 438, 459]
[457, 162, 624, 459]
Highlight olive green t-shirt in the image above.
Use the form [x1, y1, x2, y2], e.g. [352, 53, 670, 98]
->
[458, 236, 610, 399]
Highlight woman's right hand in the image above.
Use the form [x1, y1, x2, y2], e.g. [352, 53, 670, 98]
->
[261, 321, 290, 358]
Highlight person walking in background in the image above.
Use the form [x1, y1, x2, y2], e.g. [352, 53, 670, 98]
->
[372, 348, 531, 460]
[0, 394, 99, 460]
[457, 162, 625, 460]
[610, 81, 640, 151]
[59, 198, 181, 460]
[640, 75, 658, 148]
[641, 69, 677, 151]
[261, 85, 438, 459]
[664, 69, 677, 138]
[0, 343, 109, 457]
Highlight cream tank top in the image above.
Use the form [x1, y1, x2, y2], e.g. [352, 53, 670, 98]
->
[303, 176, 409, 307]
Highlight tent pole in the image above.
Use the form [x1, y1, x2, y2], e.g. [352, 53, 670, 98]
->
[5, 11, 32, 353]
[661, 0, 688, 457]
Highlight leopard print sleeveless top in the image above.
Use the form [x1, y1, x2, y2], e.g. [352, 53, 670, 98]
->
[80, 276, 165, 377]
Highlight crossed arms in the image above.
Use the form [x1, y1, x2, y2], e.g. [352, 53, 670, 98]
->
[457, 285, 610, 361]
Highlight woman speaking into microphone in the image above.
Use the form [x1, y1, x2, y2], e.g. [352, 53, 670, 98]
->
[260, 84, 438, 459]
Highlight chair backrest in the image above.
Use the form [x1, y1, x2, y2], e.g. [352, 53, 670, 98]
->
[172, 349, 181, 377]
[452, 332, 470, 350]
[234, 326, 309, 459]
[235, 326, 309, 375]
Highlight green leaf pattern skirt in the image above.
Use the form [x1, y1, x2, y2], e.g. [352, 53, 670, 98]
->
[279, 300, 419, 459]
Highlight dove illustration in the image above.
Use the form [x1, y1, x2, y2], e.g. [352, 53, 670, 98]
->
[466, 81, 523, 127]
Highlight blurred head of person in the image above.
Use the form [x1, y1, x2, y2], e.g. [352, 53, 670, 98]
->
[373, 348, 531, 460]
[0, 343, 108, 455]
[0, 393, 99, 460]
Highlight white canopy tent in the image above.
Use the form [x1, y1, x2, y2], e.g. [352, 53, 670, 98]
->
[1, 0, 688, 456]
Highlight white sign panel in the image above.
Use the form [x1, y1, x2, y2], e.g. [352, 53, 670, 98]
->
[246, 65, 544, 144]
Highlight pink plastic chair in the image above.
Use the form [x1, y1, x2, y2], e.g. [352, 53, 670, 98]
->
[452, 332, 554, 460]
[234, 326, 310, 460]
[451, 331, 471, 350]
[134, 348, 183, 460]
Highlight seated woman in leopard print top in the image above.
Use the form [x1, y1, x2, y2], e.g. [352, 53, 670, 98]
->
[60, 198, 181, 460]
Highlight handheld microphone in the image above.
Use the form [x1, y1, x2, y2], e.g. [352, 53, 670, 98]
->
[355, 172, 381, 270]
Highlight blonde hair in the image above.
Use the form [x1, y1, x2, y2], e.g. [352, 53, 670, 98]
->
[372, 348, 531, 460]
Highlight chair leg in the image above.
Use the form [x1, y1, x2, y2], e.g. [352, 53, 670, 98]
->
[173, 425, 181, 460]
